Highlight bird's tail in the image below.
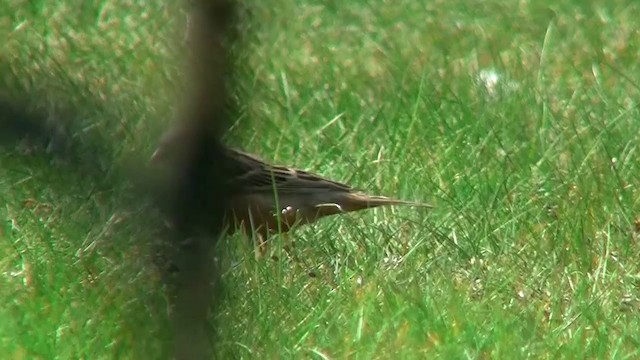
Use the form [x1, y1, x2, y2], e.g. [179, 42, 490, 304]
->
[316, 192, 433, 213]
[354, 193, 433, 207]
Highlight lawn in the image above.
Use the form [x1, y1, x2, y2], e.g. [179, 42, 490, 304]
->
[2, 0, 640, 358]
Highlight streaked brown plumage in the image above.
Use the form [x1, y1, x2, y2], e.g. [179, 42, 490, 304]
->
[151, 126, 432, 252]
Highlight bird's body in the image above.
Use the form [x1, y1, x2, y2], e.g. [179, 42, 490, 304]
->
[221, 149, 430, 237]
[151, 127, 431, 254]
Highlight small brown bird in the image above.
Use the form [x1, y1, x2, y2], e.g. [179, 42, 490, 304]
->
[151, 126, 432, 255]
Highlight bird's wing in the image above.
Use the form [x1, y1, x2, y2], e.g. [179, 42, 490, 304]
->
[226, 148, 353, 194]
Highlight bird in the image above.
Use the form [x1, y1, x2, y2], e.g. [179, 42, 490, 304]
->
[150, 126, 432, 257]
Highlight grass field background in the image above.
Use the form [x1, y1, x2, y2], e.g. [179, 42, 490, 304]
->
[2, 0, 640, 358]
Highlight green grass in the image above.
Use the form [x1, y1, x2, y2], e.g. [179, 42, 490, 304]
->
[2, 0, 640, 358]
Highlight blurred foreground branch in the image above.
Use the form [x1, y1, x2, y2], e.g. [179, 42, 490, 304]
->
[159, 1, 238, 359]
